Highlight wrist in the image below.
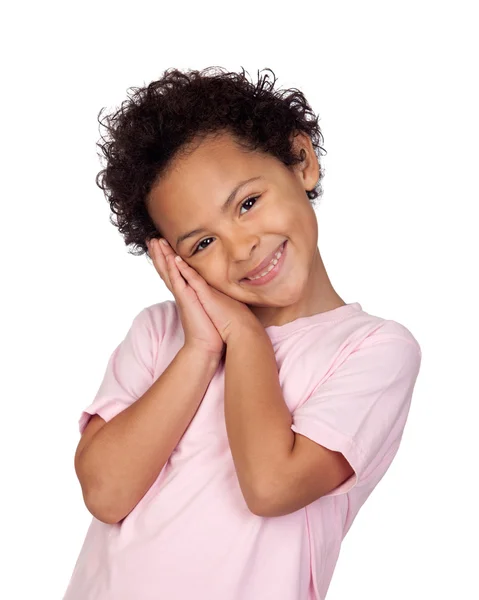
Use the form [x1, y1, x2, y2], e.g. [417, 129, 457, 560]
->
[225, 319, 264, 346]
[181, 343, 223, 366]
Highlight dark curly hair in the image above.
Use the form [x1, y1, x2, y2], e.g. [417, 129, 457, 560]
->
[95, 66, 327, 257]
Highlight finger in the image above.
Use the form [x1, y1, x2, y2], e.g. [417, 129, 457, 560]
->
[147, 239, 165, 275]
[155, 240, 177, 290]
[158, 239, 206, 298]
[174, 256, 209, 296]
[159, 239, 193, 289]
[158, 238, 178, 262]
[165, 253, 188, 292]
[148, 239, 173, 291]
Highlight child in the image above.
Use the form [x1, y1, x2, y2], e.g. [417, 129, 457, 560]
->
[63, 67, 422, 600]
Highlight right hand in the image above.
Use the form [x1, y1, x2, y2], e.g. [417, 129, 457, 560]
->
[146, 237, 225, 360]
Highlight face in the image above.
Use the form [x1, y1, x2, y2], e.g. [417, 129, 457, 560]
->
[146, 130, 332, 325]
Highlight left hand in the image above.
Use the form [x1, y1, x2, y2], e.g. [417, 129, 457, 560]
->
[160, 240, 259, 344]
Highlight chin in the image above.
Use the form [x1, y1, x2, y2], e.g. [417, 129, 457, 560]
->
[242, 283, 305, 307]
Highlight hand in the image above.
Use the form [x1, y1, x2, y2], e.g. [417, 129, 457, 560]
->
[146, 237, 225, 359]
[151, 239, 259, 345]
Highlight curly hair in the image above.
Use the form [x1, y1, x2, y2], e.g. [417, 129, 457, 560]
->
[95, 66, 327, 257]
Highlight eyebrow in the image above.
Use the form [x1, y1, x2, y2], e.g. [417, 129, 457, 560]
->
[175, 176, 264, 249]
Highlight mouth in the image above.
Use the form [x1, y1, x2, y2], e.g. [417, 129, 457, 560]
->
[240, 240, 288, 286]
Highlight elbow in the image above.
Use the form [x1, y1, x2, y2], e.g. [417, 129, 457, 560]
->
[244, 481, 275, 518]
[247, 475, 292, 518]
[75, 458, 121, 524]
[77, 473, 130, 524]
[248, 490, 276, 518]
[84, 490, 122, 525]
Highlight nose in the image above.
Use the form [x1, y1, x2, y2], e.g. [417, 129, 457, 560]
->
[226, 236, 259, 262]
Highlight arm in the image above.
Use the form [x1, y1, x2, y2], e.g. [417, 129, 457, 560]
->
[224, 324, 294, 514]
[75, 345, 219, 524]
[224, 324, 354, 517]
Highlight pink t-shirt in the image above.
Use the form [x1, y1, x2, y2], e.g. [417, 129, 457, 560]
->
[63, 300, 422, 600]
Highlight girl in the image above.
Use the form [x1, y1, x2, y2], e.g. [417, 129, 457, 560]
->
[63, 67, 422, 600]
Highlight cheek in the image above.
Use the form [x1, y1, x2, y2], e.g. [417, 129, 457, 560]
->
[197, 266, 226, 291]
[264, 209, 291, 231]
[287, 206, 318, 249]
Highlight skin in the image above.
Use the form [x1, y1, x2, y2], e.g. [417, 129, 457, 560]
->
[145, 129, 345, 329]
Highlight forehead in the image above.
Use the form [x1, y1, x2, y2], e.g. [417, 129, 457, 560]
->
[147, 132, 271, 229]
[157, 133, 267, 198]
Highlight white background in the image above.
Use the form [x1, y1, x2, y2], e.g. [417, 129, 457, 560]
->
[1, 1, 477, 598]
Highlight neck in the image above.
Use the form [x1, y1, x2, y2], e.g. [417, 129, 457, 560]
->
[248, 247, 346, 329]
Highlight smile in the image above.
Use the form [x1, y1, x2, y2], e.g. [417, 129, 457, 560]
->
[241, 241, 287, 286]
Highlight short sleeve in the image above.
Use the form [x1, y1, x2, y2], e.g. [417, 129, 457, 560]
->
[291, 335, 422, 497]
[78, 307, 157, 434]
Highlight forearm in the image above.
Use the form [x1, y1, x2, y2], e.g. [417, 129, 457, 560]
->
[76, 345, 219, 523]
[224, 325, 294, 513]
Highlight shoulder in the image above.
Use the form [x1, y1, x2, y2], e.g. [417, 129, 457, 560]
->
[335, 303, 421, 358]
[360, 318, 422, 358]
[323, 312, 422, 386]
[138, 299, 180, 333]
[139, 300, 185, 352]
[142, 299, 175, 325]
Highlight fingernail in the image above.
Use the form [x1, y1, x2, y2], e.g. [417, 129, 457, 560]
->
[161, 239, 168, 246]
[175, 255, 183, 263]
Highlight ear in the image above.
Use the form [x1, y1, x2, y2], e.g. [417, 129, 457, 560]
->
[289, 131, 320, 194]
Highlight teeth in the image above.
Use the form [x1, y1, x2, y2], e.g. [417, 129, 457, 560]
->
[246, 243, 284, 280]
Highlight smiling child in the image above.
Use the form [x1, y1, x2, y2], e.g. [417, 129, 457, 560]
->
[63, 67, 422, 600]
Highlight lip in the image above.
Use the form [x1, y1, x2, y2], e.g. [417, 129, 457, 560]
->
[241, 241, 287, 280]
[240, 241, 287, 286]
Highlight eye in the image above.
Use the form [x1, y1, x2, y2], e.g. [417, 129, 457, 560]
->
[191, 195, 260, 255]
[239, 195, 259, 216]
